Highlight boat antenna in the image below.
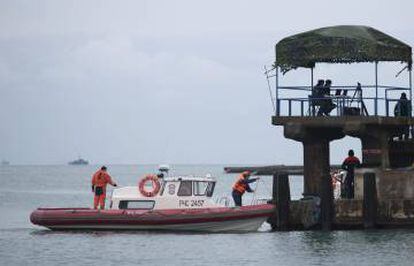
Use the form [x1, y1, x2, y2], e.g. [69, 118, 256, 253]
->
[264, 65, 276, 113]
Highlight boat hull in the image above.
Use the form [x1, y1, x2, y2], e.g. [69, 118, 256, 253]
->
[30, 204, 274, 232]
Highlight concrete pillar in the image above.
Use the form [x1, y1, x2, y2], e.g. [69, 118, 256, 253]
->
[275, 173, 290, 231]
[270, 173, 291, 231]
[303, 137, 333, 230]
[379, 133, 390, 168]
[359, 131, 391, 168]
[363, 172, 377, 228]
[360, 137, 382, 167]
[321, 174, 334, 230]
[283, 125, 342, 230]
[303, 138, 330, 196]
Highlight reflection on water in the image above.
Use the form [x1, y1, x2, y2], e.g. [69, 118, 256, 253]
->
[0, 165, 413, 266]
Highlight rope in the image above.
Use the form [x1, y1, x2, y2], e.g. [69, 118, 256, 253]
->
[264, 65, 276, 113]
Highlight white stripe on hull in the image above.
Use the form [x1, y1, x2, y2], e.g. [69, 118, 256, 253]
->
[47, 217, 267, 232]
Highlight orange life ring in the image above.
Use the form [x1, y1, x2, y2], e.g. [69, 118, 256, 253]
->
[138, 174, 161, 197]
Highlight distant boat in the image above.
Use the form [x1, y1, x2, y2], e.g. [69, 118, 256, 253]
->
[68, 158, 89, 165]
[1, 160, 10, 166]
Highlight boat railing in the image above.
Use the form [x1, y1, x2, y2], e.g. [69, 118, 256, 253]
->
[215, 196, 231, 207]
[251, 198, 270, 205]
[215, 195, 271, 207]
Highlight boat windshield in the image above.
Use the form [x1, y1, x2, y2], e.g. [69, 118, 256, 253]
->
[161, 179, 216, 197]
[193, 181, 215, 197]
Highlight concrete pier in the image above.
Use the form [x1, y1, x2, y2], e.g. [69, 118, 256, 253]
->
[270, 116, 414, 230]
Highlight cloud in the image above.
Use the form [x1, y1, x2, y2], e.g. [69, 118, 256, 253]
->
[0, 0, 413, 164]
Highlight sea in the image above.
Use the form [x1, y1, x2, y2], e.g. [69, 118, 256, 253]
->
[0, 164, 413, 266]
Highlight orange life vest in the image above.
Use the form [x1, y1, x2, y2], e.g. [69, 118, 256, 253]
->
[232, 175, 247, 194]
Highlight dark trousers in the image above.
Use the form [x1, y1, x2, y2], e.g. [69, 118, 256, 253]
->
[232, 190, 243, 206]
[344, 174, 354, 199]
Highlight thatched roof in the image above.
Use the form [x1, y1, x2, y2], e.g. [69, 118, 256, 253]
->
[276, 25, 412, 73]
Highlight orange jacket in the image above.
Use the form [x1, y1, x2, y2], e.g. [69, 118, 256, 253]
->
[91, 170, 115, 193]
[232, 175, 247, 194]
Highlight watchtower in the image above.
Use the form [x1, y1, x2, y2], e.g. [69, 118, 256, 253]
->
[268, 25, 414, 229]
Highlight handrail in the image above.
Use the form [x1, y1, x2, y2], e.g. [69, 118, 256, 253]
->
[274, 83, 411, 117]
[277, 85, 410, 90]
[278, 97, 388, 101]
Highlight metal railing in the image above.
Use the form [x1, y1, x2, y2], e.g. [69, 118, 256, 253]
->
[274, 85, 411, 117]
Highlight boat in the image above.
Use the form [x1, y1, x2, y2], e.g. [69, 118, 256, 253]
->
[1, 160, 10, 166]
[68, 158, 89, 165]
[30, 174, 274, 232]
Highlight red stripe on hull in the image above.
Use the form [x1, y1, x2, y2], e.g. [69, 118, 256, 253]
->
[30, 204, 275, 227]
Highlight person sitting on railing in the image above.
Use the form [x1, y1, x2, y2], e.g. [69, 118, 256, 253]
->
[394, 92, 411, 139]
[318, 79, 336, 116]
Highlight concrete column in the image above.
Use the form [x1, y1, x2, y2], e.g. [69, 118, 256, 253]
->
[359, 131, 391, 168]
[360, 137, 382, 167]
[379, 133, 390, 168]
[303, 138, 330, 196]
[303, 138, 333, 230]
[273, 173, 290, 231]
[284, 124, 343, 230]
[363, 172, 377, 228]
[269, 173, 291, 231]
[321, 173, 334, 230]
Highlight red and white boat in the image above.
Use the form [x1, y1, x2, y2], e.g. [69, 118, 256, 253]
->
[30, 174, 274, 232]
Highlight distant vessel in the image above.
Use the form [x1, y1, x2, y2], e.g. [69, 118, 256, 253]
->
[68, 158, 89, 165]
[1, 160, 10, 166]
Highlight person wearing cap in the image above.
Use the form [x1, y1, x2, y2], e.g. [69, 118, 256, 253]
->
[231, 171, 259, 207]
[341, 150, 361, 199]
[91, 166, 117, 209]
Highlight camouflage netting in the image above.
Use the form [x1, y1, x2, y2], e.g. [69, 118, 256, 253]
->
[276, 25, 412, 74]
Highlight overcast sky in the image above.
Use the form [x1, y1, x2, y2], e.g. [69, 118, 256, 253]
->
[0, 0, 413, 165]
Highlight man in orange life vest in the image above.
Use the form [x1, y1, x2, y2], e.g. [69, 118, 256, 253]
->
[341, 149, 361, 199]
[232, 171, 259, 207]
[91, 166, 117, 209]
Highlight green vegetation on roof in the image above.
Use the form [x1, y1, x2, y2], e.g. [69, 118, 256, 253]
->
[275, 25, 412, 73]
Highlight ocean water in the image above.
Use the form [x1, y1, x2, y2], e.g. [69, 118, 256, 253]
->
[0, 165, 413, 266]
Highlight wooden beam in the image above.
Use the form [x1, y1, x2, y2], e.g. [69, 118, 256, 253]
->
[224, 165, 342, 176]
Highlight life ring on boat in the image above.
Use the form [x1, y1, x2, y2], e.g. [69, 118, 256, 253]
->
[139, 174, 161, 197]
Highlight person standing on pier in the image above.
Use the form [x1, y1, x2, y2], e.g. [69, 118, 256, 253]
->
[91, 166, 118, 209]
[232, 171, 259, 207]
[394, 92, 411, 139]
[341, 150, 361, 199]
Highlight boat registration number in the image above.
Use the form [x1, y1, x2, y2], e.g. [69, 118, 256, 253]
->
[179, 200, 204, 207]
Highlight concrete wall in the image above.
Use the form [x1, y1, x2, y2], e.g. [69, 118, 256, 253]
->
[355, 168, 414, 200]
[286, 199, 414, 229]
